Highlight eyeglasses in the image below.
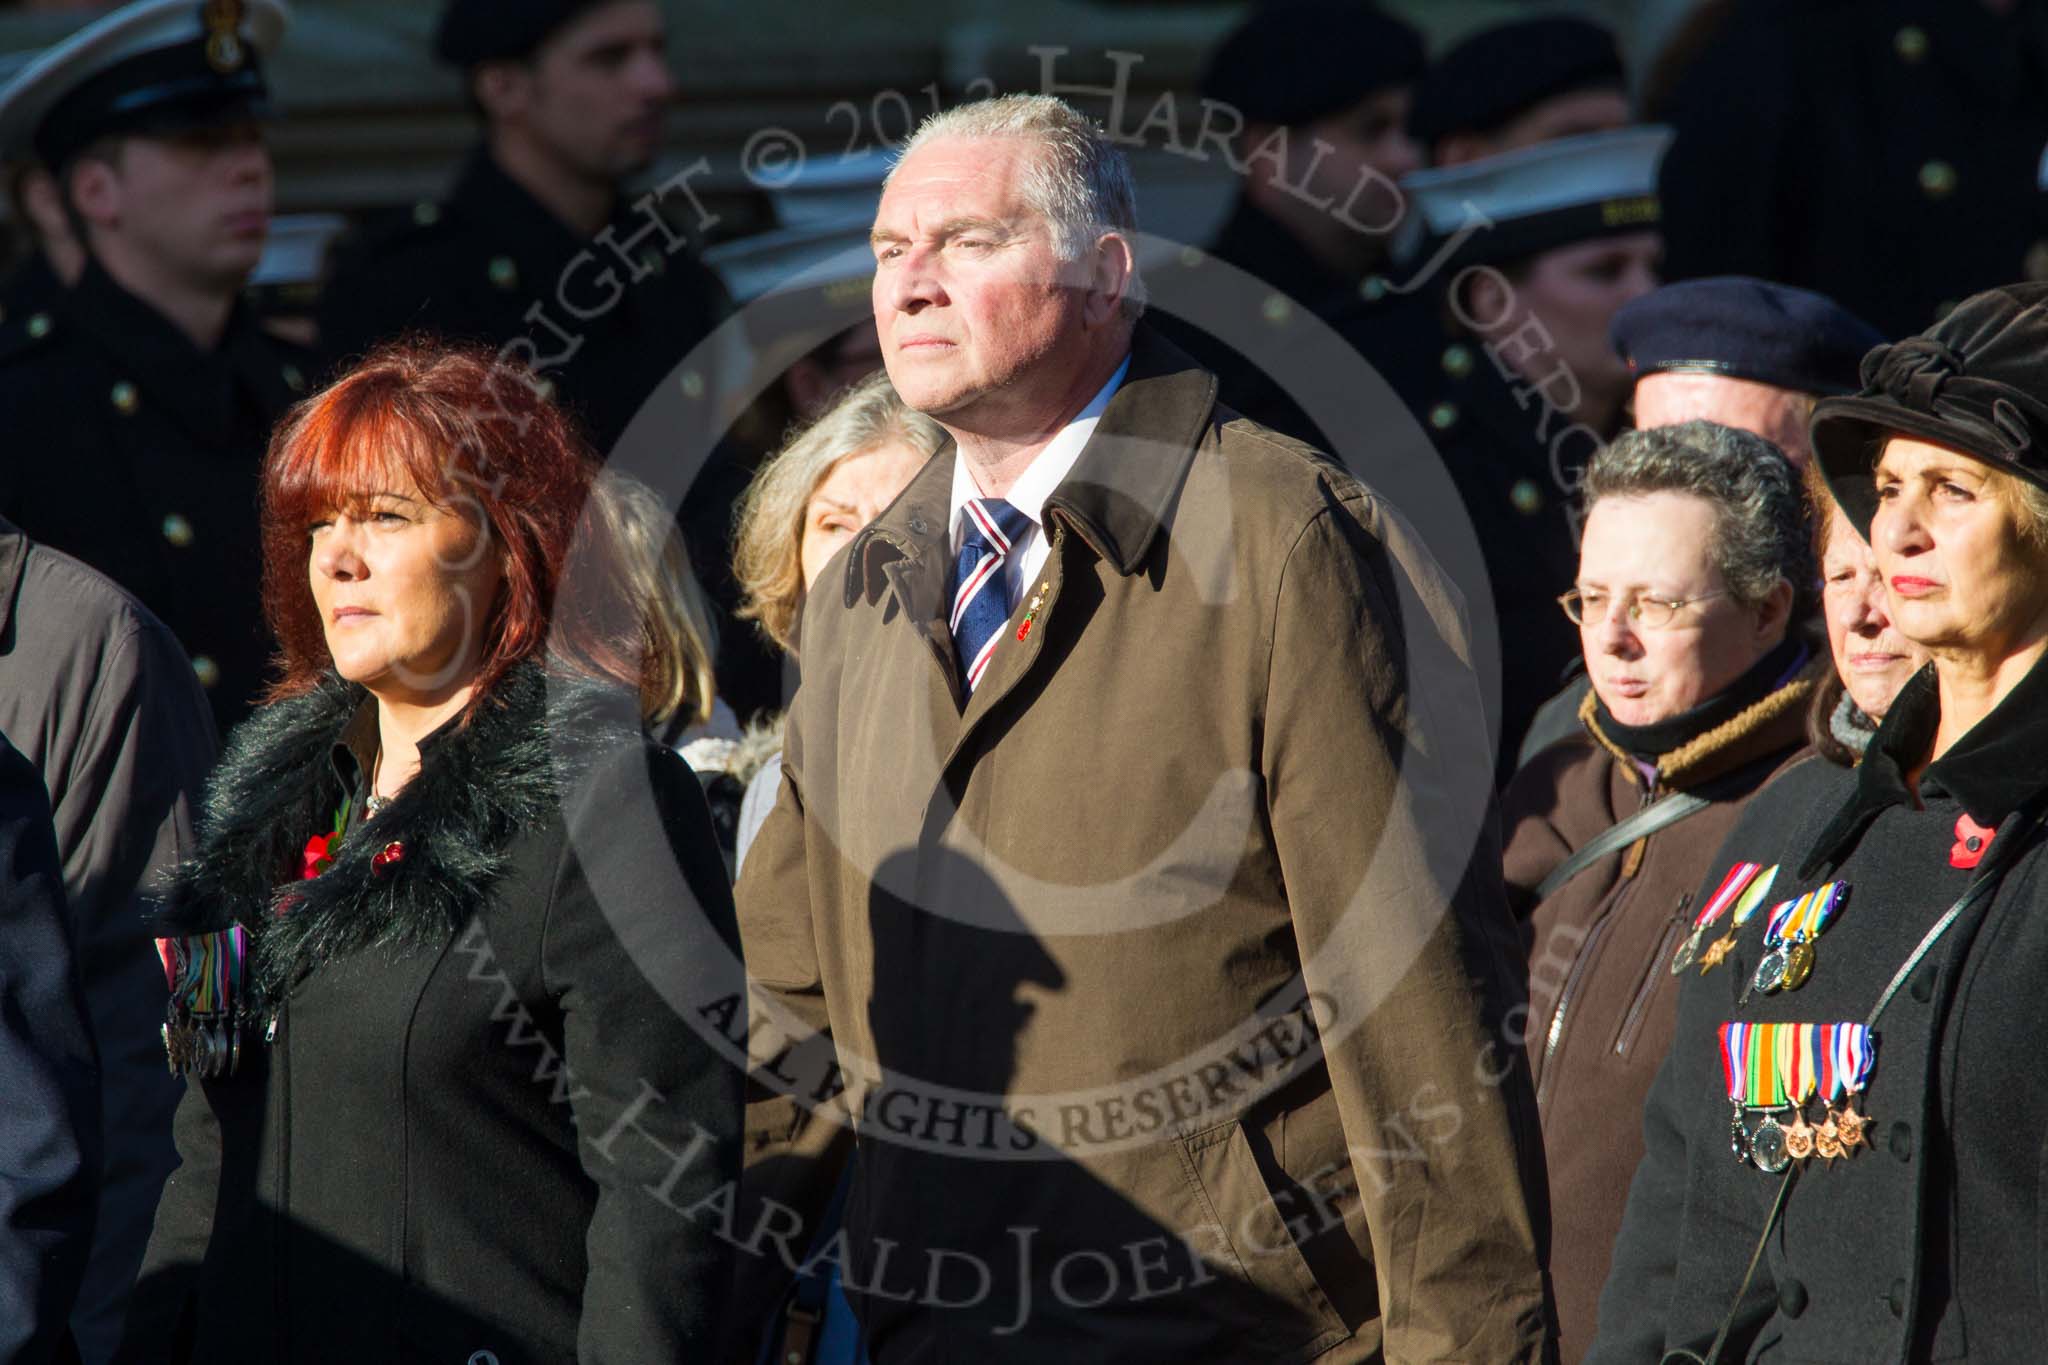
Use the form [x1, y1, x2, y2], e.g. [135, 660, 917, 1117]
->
[1557, 587, 1729, 629]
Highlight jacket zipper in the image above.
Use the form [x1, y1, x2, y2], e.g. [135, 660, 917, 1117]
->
[1614, 892, 1693, 1057]
[1538, 908, 1614, 1112]
[1537, 785, 1655, 1110]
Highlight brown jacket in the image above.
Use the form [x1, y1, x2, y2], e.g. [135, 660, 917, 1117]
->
[734, 330, 1552, 1363]
[1502, 666, 1818, 1364]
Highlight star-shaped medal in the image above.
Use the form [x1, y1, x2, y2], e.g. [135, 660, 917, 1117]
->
[1699, 932, 1737, 972]
[1835, 1098, 1871, 1154]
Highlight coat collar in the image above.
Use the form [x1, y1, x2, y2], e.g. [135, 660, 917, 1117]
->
[1578, 650, 1822, 791]
[1801, 653, 2048, 876]
[844, 325, 1217, 609]
[157, 660, 636, 996]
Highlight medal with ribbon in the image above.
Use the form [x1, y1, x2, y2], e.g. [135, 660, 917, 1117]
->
[1698, 863, 1780, 973]
[1720, 1020, 1877, 1171]
[1745, 882, 1849, 1002]
[1674, 861, 1763, 974]
[1818, 1020, 1877, 1159]
[155, 923, 252, 1080]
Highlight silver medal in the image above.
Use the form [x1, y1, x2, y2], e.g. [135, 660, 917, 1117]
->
[1728, 1107, 1751, 1164]
[1745, 947, 1789, 1003]
[1671, 926, 1704, 975]
[1750, 1115, 1790, 1173]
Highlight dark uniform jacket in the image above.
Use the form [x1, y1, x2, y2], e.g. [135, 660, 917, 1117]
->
[1591, 658, 2048, 1363]
[1503, 657, 1817, 1365]
[0, 520, 216, 1362]
[736, 330, 1553, 1363]
[0, 260, 309, 731]
[1656, 0, 2048, 339]
[0, 732, 101, 1365]
[1359, 298, 1586, 776]
[317, 145, 727, 458]
[118, 663, 743, 1365]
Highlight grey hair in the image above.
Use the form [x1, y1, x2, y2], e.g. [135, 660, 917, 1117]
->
[733, 370, 948, 653]
[1584, 419, 1818, 618]
[889, 93, 1144, 317]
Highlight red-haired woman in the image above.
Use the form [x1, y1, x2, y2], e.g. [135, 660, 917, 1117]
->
[117, 342, 742, 1364]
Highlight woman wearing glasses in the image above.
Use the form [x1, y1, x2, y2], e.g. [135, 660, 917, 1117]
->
[1500, 418, 1823, 1364]
[1592, 287, 2048, 1363]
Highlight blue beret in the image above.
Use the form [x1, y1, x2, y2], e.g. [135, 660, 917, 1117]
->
[1613, 277, 1885, 397]
[1201, 0, 1424, 128]
[435, 0, 601, 66]
[1409, 17, 1624, 146]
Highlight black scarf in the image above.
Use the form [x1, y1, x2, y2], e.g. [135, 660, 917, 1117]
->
[1592, 634, 1810, 762]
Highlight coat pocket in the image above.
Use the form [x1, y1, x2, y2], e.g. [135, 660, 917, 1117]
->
[1174, 1119, 1350, 1356]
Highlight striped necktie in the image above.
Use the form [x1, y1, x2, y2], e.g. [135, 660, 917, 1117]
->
[950, 498, 1032, 693]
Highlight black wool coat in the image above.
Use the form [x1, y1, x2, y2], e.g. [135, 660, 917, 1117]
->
[117, 663, 744, 1365]
[1590, 658, 2048, 1363]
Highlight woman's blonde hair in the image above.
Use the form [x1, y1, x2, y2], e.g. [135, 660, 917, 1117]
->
[733, 370, 946, 652]
[574, 471, 721, 732]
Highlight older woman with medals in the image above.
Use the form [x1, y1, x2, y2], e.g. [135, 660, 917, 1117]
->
[1502, 418, 1821, 1364]
[1589, 284, 2048, 1364]
[118, 342, 743, 1364]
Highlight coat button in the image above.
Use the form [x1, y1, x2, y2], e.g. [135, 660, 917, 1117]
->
[1778, 1277, 1808, 1317]
[1510, 477, 1543, 515]
[1261, 293, 1292, 325]
[1889, 1121, 1913, 1161]
[1442, 343, 1475, 378]
[1918, 160, 1958, 199]
[191, 655, 220, 689]
[1359, 275, 1389, 302]
[1429, 402, 1460, 431]
[161, 513, 194, 548]
[110, 380, 139, 415]
[488, 255, 519, 290]
[412, 200, 441, 227]
[1909, 968, 1934, 1002]
[1887, 1277, 1908, 1318]
[1894, 25, 1930, 63]
[25, 311, 50, 339]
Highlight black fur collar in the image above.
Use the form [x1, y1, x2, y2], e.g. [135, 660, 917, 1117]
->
[157, 660, 634, 997]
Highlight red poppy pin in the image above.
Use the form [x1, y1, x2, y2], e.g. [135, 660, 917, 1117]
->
[300, 831, 337, 880]
[1951, 813, 1997, 870]
[372, 841, 406, 874]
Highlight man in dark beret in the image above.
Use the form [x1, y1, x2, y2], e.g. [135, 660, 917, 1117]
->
[1411, 16, 1631, 167]
[318, 0, 728, 457]
[0, 0, 307, 735]
[1158, 0, 1424, 439]
[1514, 276, 1882, 765]
[318, 0, 775, 713]
[1616, 275, 1884, 467]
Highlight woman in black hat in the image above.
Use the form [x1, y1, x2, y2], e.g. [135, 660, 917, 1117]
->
[1588, 284, 2048, 1364]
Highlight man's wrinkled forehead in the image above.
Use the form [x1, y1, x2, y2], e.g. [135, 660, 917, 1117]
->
[873, 136, 1041, 239]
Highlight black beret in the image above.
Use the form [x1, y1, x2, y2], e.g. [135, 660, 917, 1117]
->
[435, 0, 602, 67]
[0, 0, 287, 168]
[1201, 0, 1424, 129]
[1812, 284, 2048, 537]
[1409, 17, 1625, 146]
[1613, 277, 1884, 397]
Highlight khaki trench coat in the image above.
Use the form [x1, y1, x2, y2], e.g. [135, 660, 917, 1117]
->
[733, 330, 1552, 1363]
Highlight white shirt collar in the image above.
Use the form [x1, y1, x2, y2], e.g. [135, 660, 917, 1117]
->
[949, 353, 1132, 546]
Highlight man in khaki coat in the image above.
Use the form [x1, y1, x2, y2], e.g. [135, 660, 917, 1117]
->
[733, 93, 1554, 1363]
